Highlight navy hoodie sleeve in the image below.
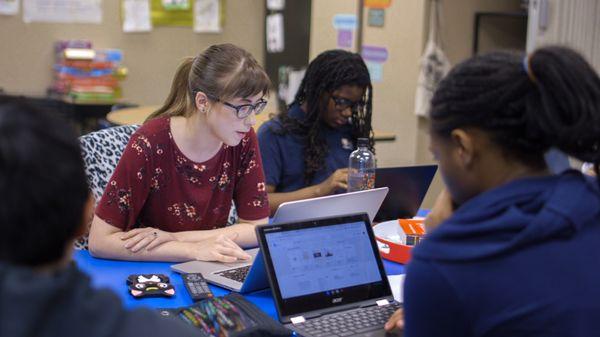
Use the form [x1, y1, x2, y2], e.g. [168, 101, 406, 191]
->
[404, 259, 471, 337]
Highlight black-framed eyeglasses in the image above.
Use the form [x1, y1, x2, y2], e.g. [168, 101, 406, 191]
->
[330, 95, 365, 112]
[206, 94, 268, 119]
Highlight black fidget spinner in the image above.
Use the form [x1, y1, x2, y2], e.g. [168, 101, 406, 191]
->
[126, 274, 175, 298]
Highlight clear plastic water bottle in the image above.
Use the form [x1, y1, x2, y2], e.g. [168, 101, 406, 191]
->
[347, 138, 376, 192]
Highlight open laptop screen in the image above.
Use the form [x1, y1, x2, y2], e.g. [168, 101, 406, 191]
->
[258, 214, 392, 319]
[374, 165, 437, 221]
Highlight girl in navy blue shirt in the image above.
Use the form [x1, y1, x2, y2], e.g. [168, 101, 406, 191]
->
[258, 50, 373, 214]
[385, 46, 600, 337]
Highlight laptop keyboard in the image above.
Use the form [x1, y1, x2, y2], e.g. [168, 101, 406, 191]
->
[293, 302, 402, 337]
[215, 265, 251, 283]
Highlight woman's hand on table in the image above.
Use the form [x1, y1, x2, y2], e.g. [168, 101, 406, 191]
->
[190, 233, 252, 263]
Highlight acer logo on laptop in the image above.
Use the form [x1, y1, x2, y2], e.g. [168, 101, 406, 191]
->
[332, 297, 343, 304]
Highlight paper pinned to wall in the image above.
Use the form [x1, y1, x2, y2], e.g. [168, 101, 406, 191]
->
[333, 14, 357, 50]
[266, 13, 284, 53]
[266, 0, 284, 11]
[364, 0, 392, 9]
[122, 0, 152, 32]
[150, 0, 192, 26]
[367, 8, 385, 27]
[161, 0, 189, 10]
[194, 0, 220, 33]
[23, 0, 102, 23]
[362, 45, 389, 83]
[365, 61, 383, 82]
[332, 13, 357, 30]
[278, 67, 305, 105]
[0, 0, 19, 15]
[337, 29, 353, 49]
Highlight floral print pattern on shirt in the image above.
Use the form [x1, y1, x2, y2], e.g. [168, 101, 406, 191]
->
[95, 117, 269, 232]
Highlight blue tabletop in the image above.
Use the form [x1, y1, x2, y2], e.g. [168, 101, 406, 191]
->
[72, 250, 404, 320]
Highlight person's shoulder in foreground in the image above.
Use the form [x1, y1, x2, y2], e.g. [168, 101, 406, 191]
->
[0, 97, 197, 337]
[0, 261, 197, 337]
[407, 171, 600, 337]
[397, 46, 600, 337]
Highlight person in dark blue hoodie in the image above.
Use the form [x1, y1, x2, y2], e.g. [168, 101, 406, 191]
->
[0, 97, 199, 337]
[385, 46, 600, 337]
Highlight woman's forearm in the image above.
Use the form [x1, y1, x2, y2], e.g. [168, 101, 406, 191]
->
[89, 215, 193, 262]
[173, 222, 261, 248]
[89, 230, 196, 262]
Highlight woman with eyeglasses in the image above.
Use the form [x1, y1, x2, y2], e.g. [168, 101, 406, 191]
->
[258, 49, 373, 214]
[89, 44, 270, 262]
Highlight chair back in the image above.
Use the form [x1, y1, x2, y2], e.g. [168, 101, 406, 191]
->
[76, 125, 140, 249]
[80, 124, 141, 201]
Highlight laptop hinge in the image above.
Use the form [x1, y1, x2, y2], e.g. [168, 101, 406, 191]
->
[376, 299, 390, 306]
[290, 316, 306, 325]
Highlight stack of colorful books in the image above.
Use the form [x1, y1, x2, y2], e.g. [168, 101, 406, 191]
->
[50, 40, 127, 104]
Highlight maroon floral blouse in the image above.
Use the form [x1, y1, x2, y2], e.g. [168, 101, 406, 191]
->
[95, 117, 269, 232]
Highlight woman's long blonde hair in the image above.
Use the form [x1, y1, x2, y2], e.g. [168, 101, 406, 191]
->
[146, 44, 271, 121]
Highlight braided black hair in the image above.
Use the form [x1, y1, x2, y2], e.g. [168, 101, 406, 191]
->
[275, 49, 374, 184]
[430, 46, 600, 172]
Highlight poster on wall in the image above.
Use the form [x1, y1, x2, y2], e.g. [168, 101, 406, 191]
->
[23, 0, 102, 23]
[0, 0, 19, 15]
[161, 0, 189, 10]
[193, 0, 221, 33]
[361, 45, 388, 82]
[332, 14, 357, 50]
[337, 29, 353, 48]
[266, 13, 284, 53]
[150, 0, 192, 26]
[364, 0, 391, 9]
[122, 0, 152, 32]
[278, 66, 305, 105]
[367, 8, 384, 27]
[266, 0, 284, 11]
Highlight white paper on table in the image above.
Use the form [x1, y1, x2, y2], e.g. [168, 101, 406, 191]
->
[387, 274, 405, 303]
[194, 0, 220, 33]
[0, 0, 19, 15]
[23, 0, 102, 23]
[266, 13, 284, 53]
[122, 0, 151, 32]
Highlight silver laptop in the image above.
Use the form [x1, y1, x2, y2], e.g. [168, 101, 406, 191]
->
[171, 187, 388, 293]
[256, 213, 402, 337]
[272, 187, 389, 224]
[170, 248, 269, 293]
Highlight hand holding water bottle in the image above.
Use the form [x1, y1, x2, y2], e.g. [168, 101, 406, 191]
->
[348, 138, 376, 192]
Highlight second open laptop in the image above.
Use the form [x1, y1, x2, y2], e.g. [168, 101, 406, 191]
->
[256, 213, 402, 337]
[374, 165, 438, 221]
[272, 186, 389, 224]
